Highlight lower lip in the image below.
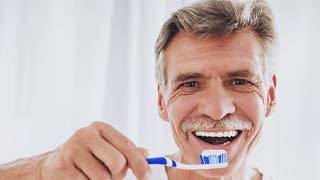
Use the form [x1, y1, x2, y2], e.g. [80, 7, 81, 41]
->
[189, 131, 244, 152]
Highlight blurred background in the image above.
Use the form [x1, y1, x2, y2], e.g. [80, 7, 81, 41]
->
[0, 0, 319, 179]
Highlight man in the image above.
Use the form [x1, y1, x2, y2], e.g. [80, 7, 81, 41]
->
[0, 0, 277, 179]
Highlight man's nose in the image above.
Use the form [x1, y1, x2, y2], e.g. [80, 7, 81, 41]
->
[198, 85, 235, 120]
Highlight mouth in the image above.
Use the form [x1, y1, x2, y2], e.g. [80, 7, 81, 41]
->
[192, 130, 242, 146]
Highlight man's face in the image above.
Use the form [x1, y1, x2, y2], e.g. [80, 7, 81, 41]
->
[158, 31, 276, 177]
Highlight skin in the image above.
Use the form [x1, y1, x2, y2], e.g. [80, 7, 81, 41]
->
[0, 30, 276, 180]
[157, 30, 276, 180]
[0, 122, 151, 180]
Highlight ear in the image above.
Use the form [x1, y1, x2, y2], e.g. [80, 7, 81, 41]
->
[265, 74, 277, 117]
[157, 85, 169, 121]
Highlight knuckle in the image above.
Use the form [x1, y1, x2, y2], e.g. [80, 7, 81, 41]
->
[73, 127, 92, 139]
[119, 138, 136, 151]
[50, 159, 70, 173]
[72, 127, 97, 145]
[111, 167, 127, 180]
[42, 149, 70, 174]
[61, 143, 80, 162]
[109, 155, 127, 175]
[90, 121, 106, 129]
[90, 121, 113, 133]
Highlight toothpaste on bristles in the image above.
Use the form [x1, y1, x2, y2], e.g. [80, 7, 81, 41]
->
[200, 149, 228, 168]
[146, 149, 228, 170]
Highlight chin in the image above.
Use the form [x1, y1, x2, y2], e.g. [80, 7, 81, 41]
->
[196, 161, 241, 178]
[182, 129, 249, 178]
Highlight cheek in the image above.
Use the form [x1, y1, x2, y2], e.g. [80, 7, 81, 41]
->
[167, 94, 199, 144]
[234, 92, 265, 147]
[235, 91, 265, 125]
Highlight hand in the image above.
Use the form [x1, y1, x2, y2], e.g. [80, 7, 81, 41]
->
[38, 121, 151, 180]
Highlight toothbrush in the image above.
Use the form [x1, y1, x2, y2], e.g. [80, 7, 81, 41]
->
[146, 150, 228, 170]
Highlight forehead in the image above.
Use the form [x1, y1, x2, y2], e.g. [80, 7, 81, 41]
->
[165, 31, 263, 81]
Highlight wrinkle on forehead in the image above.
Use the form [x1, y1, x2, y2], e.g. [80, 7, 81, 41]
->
[166, 30, 262, 61]
[163, 30, 267, 105]
[164, 31, 264, 89]
[180, 43, 256, 63]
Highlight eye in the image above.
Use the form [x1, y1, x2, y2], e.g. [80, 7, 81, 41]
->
[231, 79, 253, 86]
[179, 81, 200, 88]
[227, 78, 257, 93]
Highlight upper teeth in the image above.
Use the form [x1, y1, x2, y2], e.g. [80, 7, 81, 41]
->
[194, 130, 238, 137]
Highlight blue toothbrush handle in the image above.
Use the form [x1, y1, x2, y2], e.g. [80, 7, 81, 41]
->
[146, 157, 168, 165]
[146, 155, 227, 170]
[146, 157, 177, 167]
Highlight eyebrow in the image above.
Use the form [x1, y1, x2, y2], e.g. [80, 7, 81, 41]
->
[171, 69, 259, 85]
[226, 69, 258, 79]
[172, 72, 204, 84]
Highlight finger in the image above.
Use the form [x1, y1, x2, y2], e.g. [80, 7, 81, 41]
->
[137, 147, 150, 158]
[92, 122, 151, 180]
[67, 166, 90, 180]
[89, 137, 127, 179]
[73, 149, 111, 180]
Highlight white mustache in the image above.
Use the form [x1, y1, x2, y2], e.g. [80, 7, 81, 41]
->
[181, 115, 253, 133]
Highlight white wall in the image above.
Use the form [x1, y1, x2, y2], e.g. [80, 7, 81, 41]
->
[0, 0, 319, 179]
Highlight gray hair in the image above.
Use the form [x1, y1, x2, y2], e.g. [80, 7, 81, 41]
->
[181, 115, 253, 134]
[155, 0, 277, 90]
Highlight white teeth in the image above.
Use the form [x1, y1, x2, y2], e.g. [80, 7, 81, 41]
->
[194, 130, 238, 138]
[205, 132, 210, 137]
[232, 130, 238, 137]
[217, 132, 223, 137]
[223, 131, 228, 137]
